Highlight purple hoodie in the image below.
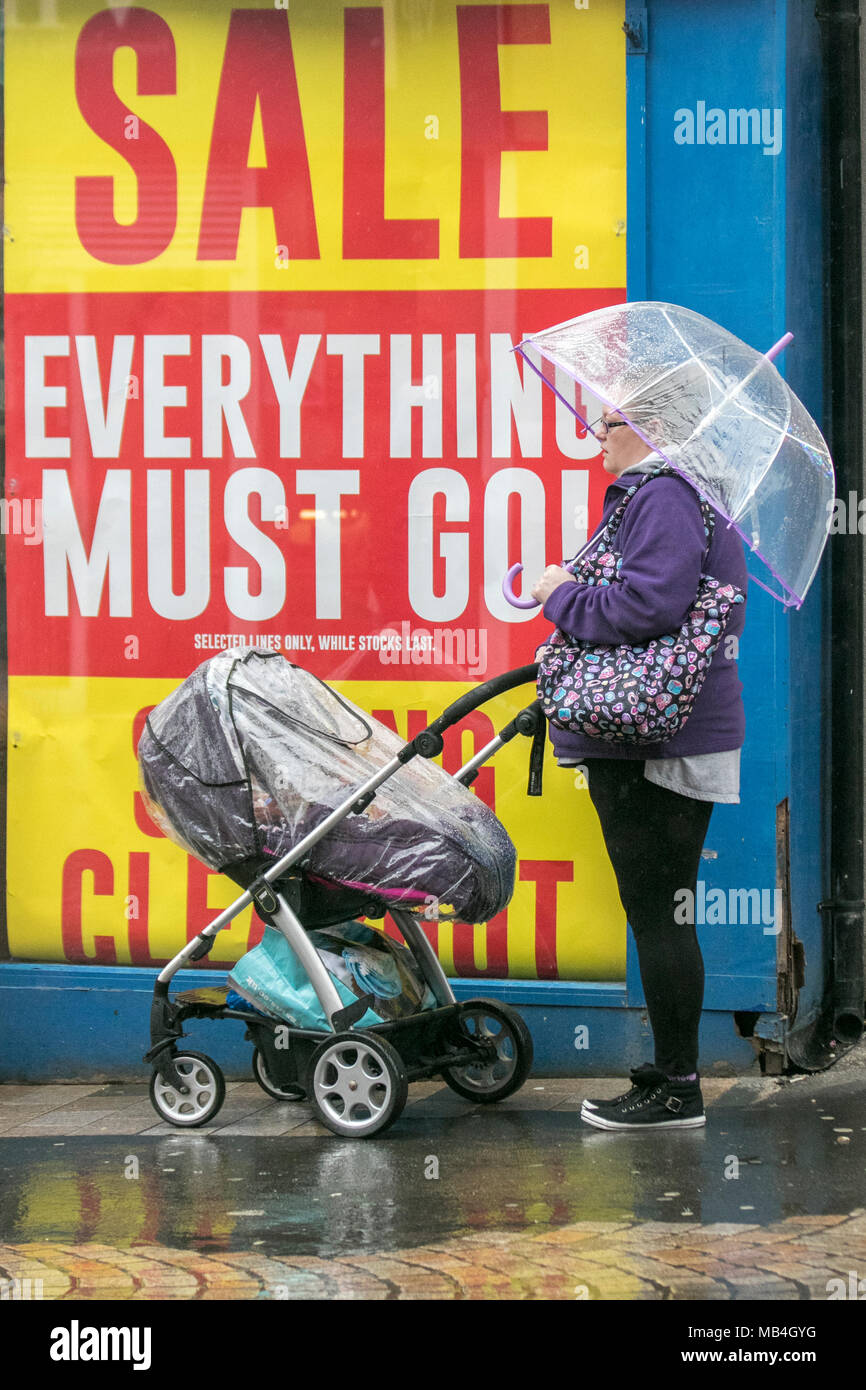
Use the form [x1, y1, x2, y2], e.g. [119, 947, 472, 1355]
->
[541, 465, 749, 760]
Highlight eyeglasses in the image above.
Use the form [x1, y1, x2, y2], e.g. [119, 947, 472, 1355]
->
[589, 416, 630, 436]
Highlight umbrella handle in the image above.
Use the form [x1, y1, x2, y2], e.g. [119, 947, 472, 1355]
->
[502, 563, 541, 610]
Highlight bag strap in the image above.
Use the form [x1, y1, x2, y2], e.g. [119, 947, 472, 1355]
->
[568, 464, 715, 572]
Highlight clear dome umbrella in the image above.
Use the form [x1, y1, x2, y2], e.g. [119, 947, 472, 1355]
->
[507, 301, 835, 610]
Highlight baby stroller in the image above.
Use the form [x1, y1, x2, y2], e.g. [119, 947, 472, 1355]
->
[140, 648, 544, 1138]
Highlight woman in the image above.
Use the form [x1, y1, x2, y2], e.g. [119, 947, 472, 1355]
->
[531, 409, 749, 1130]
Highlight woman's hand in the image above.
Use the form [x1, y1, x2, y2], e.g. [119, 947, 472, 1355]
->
[531, 565, 576, 605]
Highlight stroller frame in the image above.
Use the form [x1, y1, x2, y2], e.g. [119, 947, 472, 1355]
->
[146, 664, 543, 1138]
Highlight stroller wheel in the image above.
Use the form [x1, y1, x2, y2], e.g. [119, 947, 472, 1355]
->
[308, 1032, 408, 1138]
[149, 1051, 226, 1128]
[252, 1047, 306, 1102]
[440, 999, 534, 1103]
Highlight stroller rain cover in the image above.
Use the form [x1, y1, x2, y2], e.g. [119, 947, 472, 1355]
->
[137, 649, 516, 924]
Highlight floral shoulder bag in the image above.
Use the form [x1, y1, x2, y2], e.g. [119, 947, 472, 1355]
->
[536, 465, 745, 746]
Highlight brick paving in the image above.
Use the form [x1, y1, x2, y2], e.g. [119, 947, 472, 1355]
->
[1, 1212, 864, 1300]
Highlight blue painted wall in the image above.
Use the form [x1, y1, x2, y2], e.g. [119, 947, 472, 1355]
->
[0, 963, 757, 1081]
[625, 0, 827, 1026]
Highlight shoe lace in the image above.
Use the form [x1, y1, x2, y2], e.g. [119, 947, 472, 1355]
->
[622, 1083, 667, 1114]
[617, 1067, 664, 1104]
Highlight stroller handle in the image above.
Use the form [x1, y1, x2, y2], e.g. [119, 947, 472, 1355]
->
[403, 663, 540, 758]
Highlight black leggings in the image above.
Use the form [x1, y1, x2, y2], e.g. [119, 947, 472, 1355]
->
[584, 758, 714, 1076]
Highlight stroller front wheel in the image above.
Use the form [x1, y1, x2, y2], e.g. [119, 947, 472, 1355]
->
[307, 1032, 408, 1138]
[440, 999, 533, 1103]
[149, 1051, 226, 1127]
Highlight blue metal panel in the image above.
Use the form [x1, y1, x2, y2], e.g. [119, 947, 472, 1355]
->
[0, 962, 758, 1082]
[644, 0, 787, 335]
[628, 0, 796, 1012]
[451, 979, 628, 1008]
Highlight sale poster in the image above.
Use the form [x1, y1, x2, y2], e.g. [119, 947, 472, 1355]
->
[4, 0, 627, 979]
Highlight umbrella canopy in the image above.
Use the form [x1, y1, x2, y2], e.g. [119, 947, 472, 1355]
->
[514, 302, 835, 608]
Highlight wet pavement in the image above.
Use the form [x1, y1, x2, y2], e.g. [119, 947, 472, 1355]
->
[1, 1057, 866, 1300]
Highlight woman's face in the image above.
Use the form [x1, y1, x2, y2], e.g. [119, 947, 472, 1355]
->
[598, 412, 654, 475]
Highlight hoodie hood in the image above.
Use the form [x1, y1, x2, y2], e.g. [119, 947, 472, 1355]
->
[606, 454, 668, 488]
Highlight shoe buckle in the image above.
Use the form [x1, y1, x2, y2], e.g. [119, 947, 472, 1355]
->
[664, 1095, 684, 1114]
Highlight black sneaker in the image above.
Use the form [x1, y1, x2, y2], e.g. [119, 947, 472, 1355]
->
[581, 1064, 667, 1114]
[581, 1078, 705, 1130]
